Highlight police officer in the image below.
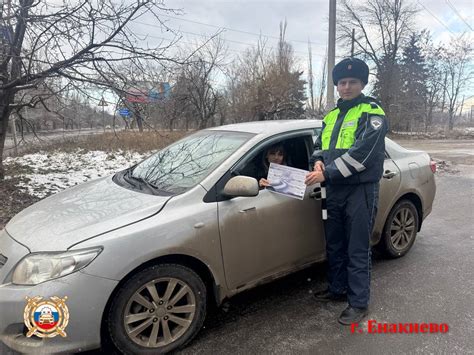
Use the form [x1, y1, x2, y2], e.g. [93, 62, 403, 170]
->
[304, 57, 388, 325]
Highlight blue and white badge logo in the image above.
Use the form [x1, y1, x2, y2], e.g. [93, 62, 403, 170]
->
[370, 116, 383, 130]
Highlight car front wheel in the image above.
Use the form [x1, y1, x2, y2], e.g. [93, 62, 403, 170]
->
[379, 199, 419, 258]
[107, 264, 207, 354]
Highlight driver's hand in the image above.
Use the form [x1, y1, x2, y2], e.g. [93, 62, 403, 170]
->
[259, 178, 270, 187]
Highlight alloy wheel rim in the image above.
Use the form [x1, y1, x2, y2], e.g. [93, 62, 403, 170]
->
[390, 207, 416, 251]
[124, 277, 196, 348]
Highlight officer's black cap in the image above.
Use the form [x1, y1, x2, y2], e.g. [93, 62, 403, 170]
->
[332, 58, 369, 86]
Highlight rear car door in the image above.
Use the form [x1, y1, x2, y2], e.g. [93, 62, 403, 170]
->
[372, 155, 402, 243]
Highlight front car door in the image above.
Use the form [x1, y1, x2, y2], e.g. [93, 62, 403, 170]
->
[216, 132, 326, 291]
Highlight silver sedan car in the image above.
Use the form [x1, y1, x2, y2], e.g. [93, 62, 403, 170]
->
[0, 120, 435, 353]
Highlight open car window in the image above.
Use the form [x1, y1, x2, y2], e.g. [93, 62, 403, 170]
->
[235, 135, 312, 181]
[203, 131, 315, 203]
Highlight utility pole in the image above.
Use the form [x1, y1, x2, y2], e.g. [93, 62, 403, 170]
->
[326, 0, 336, 108]
[351, 28, 355, 57]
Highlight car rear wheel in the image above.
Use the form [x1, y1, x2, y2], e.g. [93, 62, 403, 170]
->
[379, 199, 419, 258]
[108, 264, 207, 354]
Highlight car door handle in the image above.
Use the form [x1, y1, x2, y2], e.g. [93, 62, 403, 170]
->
[239, 207, 256, 213]
[310, 187, 322, 200]
[383, 170, 398, 179]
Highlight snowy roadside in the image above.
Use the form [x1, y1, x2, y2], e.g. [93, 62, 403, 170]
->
[4, 149, 151, 199]
[3, 148, 463, 200]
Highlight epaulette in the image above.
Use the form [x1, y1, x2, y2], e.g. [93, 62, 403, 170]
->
[363, 96, 381, 109]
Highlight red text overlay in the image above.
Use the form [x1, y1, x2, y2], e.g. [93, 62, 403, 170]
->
[351, 320, 449, 334]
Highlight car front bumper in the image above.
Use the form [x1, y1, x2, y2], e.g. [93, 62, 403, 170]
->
[0, 230, 118, 354]
[0, 270, 118, 354]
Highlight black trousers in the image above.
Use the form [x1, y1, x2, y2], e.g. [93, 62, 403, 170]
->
[324, 182, 379, 308]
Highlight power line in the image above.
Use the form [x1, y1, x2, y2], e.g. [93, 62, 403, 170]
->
[132, 20, 327, 58]
[445, 0, 473, 31]
[155, 14, 326, 46]
[177, 28, 325, 57]
[131, 30, 325, 61]
[417, 0, 456, 35]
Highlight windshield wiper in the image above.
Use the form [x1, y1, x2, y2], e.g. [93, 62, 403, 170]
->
[124, 168, 160, 193]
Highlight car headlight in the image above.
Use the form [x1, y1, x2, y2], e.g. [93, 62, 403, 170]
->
[12, 247, 102, 285]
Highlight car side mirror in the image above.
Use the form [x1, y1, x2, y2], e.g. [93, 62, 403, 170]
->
[223, 176, 259, 197]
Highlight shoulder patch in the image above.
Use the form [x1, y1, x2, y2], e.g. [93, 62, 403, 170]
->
[369, 115, 383, 130]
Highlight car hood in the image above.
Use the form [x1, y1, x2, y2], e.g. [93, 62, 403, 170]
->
[6, 176, 172, 252]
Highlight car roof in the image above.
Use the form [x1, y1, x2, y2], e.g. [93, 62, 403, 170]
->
[205, 119, 322, 135]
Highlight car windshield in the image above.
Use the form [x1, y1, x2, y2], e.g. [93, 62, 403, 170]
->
[130, 130, 253, 194]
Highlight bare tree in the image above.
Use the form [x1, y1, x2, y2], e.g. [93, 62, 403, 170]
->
[178, 37, 227, 129]
[317, 51, 327, 116]
[439, 38, 473, 130]
[420, 32, 444, 131]
[307, 40, 315, 111]
[0, 0, 182, 179]
[338, 0, 418, 126]
[227, 21, 306, 122]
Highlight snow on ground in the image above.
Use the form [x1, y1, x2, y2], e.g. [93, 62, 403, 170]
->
[4, 149, 151, 198]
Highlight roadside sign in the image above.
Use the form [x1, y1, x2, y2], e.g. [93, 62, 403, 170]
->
[98, 97, 108, 106]
[125, 83, 171, 103]
[149, 83, 171, 101]
[119, 108, 130, 117]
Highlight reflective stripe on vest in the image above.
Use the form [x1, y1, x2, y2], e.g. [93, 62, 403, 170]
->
[321, 103, 385, 150]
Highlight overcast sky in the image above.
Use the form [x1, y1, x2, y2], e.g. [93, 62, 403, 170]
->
[142, 1, 472, 91]
[125, 0, 473, 107]
[140, 1, 473, 58]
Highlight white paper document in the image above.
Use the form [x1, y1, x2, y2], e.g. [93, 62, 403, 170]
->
[266, 163, 309, 200]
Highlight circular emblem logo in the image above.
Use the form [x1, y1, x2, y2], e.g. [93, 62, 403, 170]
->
[24, 296, 69, 338]
[370, 115, 383, 130]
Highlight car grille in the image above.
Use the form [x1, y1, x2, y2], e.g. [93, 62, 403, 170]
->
[0, 253, 7, 269]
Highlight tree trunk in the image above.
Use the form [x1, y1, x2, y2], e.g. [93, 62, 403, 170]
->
[448, 111, 455, 130]
[0, 98, 12, 180]
[426, 106, 433, 132]
[136, 115, 143, 132]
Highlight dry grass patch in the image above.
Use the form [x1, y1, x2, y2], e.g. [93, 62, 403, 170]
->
[18, 130, 191, 155]
[72, 130, 191, 153]
[0, 165, 40, 230]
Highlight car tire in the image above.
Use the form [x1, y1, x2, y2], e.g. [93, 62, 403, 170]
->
[379, 199, 419, 258]
[107, 264, 207, 354]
